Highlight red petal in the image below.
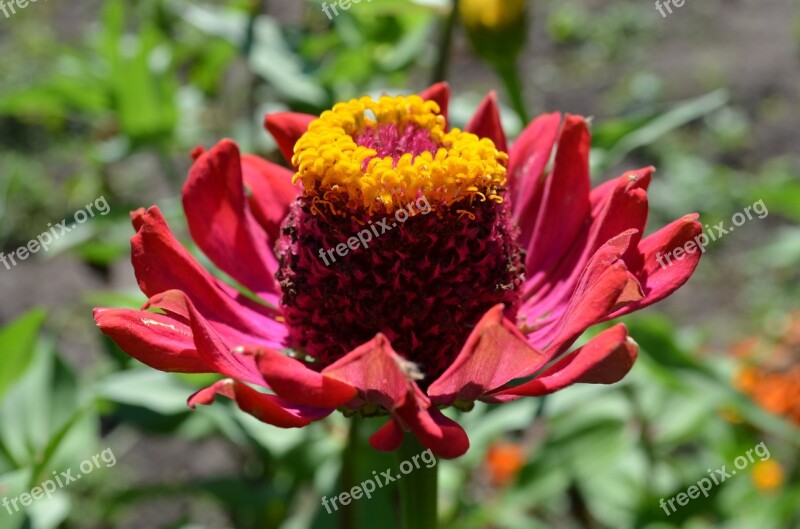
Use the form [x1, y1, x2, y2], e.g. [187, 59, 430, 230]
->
[466, 91, 507, 152]
[427, 305, 546, 406]
[527, 231, 644, 356]
[419, 82, 450, 122]
[611, 214, 703, 317]
[176, 291, 266, 386]
[264, 112, 315, 165]
[131, 206, 286, 346]
[183, 140, 280, 299]
[188, 379, 329, 428]
[231, 345, 358, 408]
[369, 418, 405, 452]
[524, 115, 591, 275]
[522, 167, 652, 305]
[93, 307, 210, 373]
[495, 324, 638, 397]
[322, 334, 413, 411]
[241, 153, 297, 244]
[394, 389, 470, 459]
[508, 112, 562, 240]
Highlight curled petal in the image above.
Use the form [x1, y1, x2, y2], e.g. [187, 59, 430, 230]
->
[394, 388, 470, 459]
[175, 291, 265, 386]
[188, 379, 330, 428]
[611, 214, 703, 317]
[495, 324, 638, 398]
[131, 206, 286, 346]
[183, 140, 281, 299]
[369, 418, 405, 452]
[93, 307, 209, 373]
[234, 345, 357, 408]
[527, 231, 644, 356]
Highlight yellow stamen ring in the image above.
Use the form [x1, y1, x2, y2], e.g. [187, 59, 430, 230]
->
[291, 95, 508, 215]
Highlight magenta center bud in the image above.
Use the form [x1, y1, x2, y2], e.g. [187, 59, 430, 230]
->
[355, 123, 440, 167]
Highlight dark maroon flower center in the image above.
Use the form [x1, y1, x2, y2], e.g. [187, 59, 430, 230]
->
[276, 199, 524, 385]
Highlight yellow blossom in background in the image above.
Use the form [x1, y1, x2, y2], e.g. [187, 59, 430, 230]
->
[459, 0, 526, 32]
[458, 0, 528, 69]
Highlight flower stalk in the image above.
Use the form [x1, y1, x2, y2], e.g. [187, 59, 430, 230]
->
[396, 434, 438, 529]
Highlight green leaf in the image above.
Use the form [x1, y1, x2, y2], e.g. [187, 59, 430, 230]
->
[591, 90, 729, 174]
[94, 369, 195, 416]
[0, 309, 47, 401]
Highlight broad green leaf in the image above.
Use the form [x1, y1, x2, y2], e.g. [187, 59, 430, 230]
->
[0, 309, 46, 401]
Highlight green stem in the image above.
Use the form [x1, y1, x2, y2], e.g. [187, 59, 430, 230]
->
[396, 435, 438, 529]
[430, 0, 458, 84]
[340, 417, 361, 529]
[496, 61, 529, 125]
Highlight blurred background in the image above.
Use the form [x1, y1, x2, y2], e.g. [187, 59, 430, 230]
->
[0, 0, 799, 528]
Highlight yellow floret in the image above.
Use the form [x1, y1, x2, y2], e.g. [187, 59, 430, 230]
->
[291, 95, 508, 215]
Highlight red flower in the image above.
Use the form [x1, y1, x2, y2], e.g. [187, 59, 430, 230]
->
[94, 84, 702, 458]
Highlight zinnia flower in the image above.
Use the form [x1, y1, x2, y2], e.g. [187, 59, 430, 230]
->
[94, 83, 702, 458]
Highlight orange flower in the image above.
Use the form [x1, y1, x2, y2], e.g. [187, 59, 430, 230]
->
[485, 442, 527, 486]
[751, 460, 784, 492]
[734, 311, 800, 425]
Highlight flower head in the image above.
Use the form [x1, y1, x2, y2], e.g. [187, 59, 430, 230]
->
[94, 84, 702, 458]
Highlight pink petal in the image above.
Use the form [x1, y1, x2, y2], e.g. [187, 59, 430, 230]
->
[93, 307, 210, 373]
[427, 305, 546, 406]
[183, 140, 281, 300]
[369, 418, 405, 452]
[233, 345, 357, 408]
[264, 112, 315, 165]
[466, 91, 507, 152]
[131, 206, 286, 347]
[175, 291, 266, 386]
[419, 82, 450, 122]
[523, 115, 591, 275]
[241, 154, 297, 247]
[610, 214, 703, 318]
[522, 167, 652, 306]
[508, 112, 562, 240]
[494, 324, 638, 397]
[394, 387, 470, 459]
[527, 231, 644, 356]
[188, 379, 329, 428]
[321, 334, 413, 411]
